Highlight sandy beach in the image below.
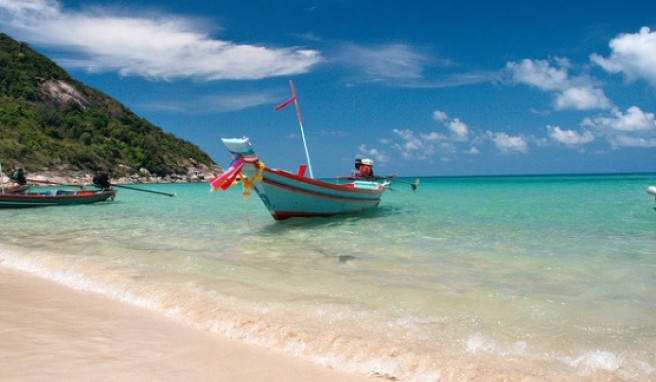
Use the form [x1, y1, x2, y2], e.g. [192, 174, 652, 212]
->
[0, 266, 371, 382]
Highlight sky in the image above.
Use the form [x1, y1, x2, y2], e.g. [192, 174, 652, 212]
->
[1, 0, 655, 177]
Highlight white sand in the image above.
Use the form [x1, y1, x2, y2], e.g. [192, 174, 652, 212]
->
[0, 267, 371, 381]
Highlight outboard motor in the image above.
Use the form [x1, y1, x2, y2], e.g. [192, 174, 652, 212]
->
[354, 158, 374, 178]
[93, 172, 111, 190]
[10, 168, 26, 185]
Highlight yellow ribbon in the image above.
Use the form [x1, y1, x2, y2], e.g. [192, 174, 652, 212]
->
[237, 160, 264, 196]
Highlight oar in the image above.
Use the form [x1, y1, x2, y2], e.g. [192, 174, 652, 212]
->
[111, 183, 176, 197]
[337, 175, 420, 191]
[393, 178, 420, 191]
[90, 172, 176, 197]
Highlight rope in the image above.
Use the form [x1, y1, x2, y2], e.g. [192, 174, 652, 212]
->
[242, 192, 252, 228]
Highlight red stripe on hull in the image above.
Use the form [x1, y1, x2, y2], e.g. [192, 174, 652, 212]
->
[261, 177, 381, 203]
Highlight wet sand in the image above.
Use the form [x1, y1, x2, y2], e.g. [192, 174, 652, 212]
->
[0, 267, 370, 381]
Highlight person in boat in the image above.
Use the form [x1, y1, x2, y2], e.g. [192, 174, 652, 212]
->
[1, 168, 29, 194]
[354, 158, 375, 179]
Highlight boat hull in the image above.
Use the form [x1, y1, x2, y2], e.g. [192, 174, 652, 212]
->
[0, 189, 116, 208]
[247, 166, 384, 220]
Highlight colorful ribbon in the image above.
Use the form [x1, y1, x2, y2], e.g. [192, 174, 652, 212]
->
[210, 156, 245, 191]
[209, 156, 264, 196]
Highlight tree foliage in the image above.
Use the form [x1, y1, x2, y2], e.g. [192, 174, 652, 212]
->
[0, 33, 215, 176]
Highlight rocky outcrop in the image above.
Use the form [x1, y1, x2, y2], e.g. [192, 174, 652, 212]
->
[1, 162, 223, 186]
[37, 78, 93, 109]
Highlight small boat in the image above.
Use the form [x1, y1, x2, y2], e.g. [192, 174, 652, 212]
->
[0, 188, 116, 208]
[0, 167, 116, 208]
[211, 137, 389, 220]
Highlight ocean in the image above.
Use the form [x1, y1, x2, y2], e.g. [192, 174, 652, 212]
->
[1, 173, 655, 381]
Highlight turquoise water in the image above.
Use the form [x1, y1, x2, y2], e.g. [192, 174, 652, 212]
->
[1, 174, 655, 380]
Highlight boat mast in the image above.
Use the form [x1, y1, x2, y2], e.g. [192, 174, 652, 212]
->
[289, 80, 315, 179]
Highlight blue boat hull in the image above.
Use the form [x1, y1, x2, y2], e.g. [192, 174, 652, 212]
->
[252, 167, 384, 220]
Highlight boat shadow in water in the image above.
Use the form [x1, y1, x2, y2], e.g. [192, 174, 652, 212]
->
[258, 204, 400, 230]
[248, 204, 409, 265]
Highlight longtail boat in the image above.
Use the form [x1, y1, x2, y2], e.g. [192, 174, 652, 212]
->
[0, 168, 116, 208]
[208, 80, 409, 220]
[211, 137, 389, 220]
[0, 188, 116, 208]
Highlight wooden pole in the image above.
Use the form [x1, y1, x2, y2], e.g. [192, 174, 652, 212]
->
[289, 80, 315, 179]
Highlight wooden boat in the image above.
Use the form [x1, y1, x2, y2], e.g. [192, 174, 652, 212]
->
[0, 188, 116, 208]
[210, 81, 399, 220]
[211, 137, 389, 220]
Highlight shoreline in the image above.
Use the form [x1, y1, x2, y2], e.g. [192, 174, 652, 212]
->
[1, 161, 223, 186]
[20, 171, 216, 186]
[0, 265, 370, 382]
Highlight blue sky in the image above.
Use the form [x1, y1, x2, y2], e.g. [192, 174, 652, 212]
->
[1, 0, 655, 177]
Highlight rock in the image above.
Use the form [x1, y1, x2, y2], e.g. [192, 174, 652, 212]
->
[37, 79, 92, 109]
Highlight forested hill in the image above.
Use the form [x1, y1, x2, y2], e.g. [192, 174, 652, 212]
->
[0, 33, 218, 178]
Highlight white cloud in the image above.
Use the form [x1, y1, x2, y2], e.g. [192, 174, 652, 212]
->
[391, 70, 499, 89]
[547, 125, 595, 145]
[464, 146, 480, 155]
[0, 0, 52, 14]
[609, 135, 656, 148]
[335, 43, 432, 80]
[0, 0, 321, 80]
[591, 27, 656, 86]
[582, 106, 656, 132]
[384, 113, 527, 160]
[506, 58, 568, 90]
[447, 119, 469, 140]
[357, 144, 389, 163]
[142, 92, 281, 113]
[421, 131, 446, 141]
[581, 106, 656, 148]
[432, 110, 448, 121]
[506, 58, 613, 111]
[487, 132, 529, 153]
[554, 86, 612, 111]
[390, 128, 436, 159]
[432, 110, 469, 140]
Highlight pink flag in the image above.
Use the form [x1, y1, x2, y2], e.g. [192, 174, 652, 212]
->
[274, 95, 296, 111]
